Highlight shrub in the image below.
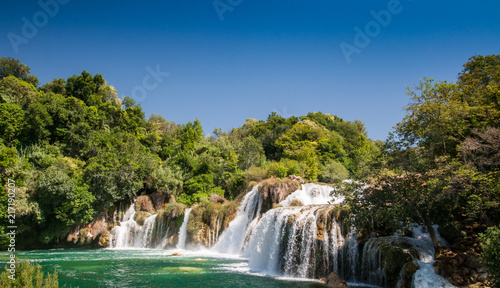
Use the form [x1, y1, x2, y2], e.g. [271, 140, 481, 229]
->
[319, 161, 349, 183]
[0, 259, 59, 288]
[479, 225, 500, 287]
[245, 166, 268, 182]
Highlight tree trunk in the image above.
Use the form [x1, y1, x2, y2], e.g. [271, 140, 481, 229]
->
[424, 221, 441, 254]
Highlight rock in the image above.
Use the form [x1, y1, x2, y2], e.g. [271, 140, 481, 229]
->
[381, 244, 413, 287]
[451, 273, 465, 286]
[135, 196, 155, 213]
[134, 211, 151, 226]
[170, 253, 183, 256]
[477, 273, 489, 283]
[399, 261, 420, 288]
[209, 194, 225, 203]
[324, 272, 347, 288]
[465, 255, 481, 269]
[193, 258, 207, 261]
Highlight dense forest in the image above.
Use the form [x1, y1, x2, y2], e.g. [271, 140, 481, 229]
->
[0, 55, 499, 285]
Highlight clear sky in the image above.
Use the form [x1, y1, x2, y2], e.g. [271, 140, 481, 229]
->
[1, 0, 499, 140]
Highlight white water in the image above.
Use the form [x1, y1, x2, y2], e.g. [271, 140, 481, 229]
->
[156, 226, 170, 249]
[108, 183, 455, 287]
[410, 225, 454, 287]
[109, 204, 159, 249]
[213, 185, 262, 254]
[110, 204, 139, 248]
[279, 183, 344, 206]
[176, 208, 192, 249]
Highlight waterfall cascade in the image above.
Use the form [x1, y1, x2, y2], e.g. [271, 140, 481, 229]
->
[176, 208, 192, 249]
[212, 185, 262, 254]
[108, 182, 456, 287]
[110, 204, 162, 249]
[212, 182, 455, 287]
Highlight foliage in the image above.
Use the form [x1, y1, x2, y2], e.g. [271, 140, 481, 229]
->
[0, 57, 39, 86]
[0, 56, 398, 247]
[479, 225, 500, 287]
[0, 259, 59, 288]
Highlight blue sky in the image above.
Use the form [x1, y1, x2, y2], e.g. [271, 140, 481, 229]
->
[1, 0, 499, 140]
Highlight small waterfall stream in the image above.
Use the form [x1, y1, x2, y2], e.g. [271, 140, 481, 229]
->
[176, 208, 192, 249]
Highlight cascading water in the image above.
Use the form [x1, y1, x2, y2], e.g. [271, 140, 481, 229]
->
[279, 183, 343, 206]
[176, 208, 192, 249]
[110, 204, 139, 248]
[410, 226, 454, 288]
[110, 204, 160, 249]
[360, 225, 454, 287]
[241, 205, 358, 280]
[212, 185, 262, 254]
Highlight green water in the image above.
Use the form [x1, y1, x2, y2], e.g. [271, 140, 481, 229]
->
[1, 249, 328, 288]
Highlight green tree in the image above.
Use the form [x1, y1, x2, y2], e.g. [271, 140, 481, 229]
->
[0, 76, 40, 108]
[0, 57, 39, 86]
[65, 71, 105, 106]
[0, 103, 24, 146]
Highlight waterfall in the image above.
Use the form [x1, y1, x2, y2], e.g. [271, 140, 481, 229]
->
[215, 217, 220, 242]
[208, 227, 211, 246]
[109, 204, 158, 249]
[176, 208, 192, 249]
[240, 205, 357, 279]
[156, 226, 170, 249]
[410, 225, 454, 287]
[279, 183, 344, 206]
[359, 226, 454, 287]
[137, 214, 157, 248]
[213, 185, 262, 254]
[110, 204, 139, 248]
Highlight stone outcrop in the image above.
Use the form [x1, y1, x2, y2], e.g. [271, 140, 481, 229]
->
[434, 223, 492, 287]
[257, 175, 305, 214]
[319, 272, 348, 287]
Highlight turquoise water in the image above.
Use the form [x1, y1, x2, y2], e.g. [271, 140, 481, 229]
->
[1, 249, 329, 288]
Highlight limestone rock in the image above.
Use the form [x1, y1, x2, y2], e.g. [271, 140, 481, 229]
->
[324, 272, 347, 288]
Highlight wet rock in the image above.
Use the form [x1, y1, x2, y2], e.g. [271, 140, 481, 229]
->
[134, 211, 151, 226]
[170, 253, 183, 256]
[381, 244, 413, 287]
[399, 261, 420, 288]
[257, 176, 304, 214]
[323, 272, 347, 288]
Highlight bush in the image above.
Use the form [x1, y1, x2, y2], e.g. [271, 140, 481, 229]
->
[245, 166, 268, 182]
[267, 162, 288, 178]
[479, 225, 500, 287]
[319, 161, 349, 183]
[0, 259, 59, 288]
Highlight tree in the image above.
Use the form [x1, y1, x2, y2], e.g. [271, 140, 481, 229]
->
[34, 166, 95, 243]
[0, 57, 39, 86]
[0, 103, 24, 146]
[0, 76, 40, 108]
[65, 71, 105, 106]
[39, 78, 66, 95]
